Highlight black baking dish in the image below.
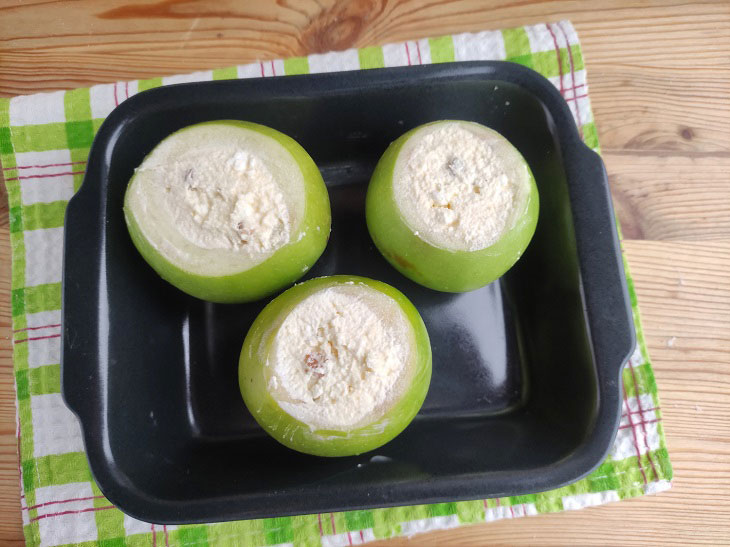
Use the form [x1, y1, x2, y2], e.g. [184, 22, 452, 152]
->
[62, 61, 635, 524]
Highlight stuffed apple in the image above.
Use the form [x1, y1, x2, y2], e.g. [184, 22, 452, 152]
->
[124, 120, 330, 303]
[366, 120, 538, 292]
[239, 275, 432, 457]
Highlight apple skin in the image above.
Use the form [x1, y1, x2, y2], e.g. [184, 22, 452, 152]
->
[123, 120, 331, 303]
[239, 275, 432, 457]
[366, 121, 539, 293]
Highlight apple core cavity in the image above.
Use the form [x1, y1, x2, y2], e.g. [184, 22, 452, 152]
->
[150, 149, 292, 254]
[393, 121, 530, 252]
[268, 283, 413, 431]
[126, 124, 305, 276]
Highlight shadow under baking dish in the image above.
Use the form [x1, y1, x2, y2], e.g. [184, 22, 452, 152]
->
[62, 62, 635, 524]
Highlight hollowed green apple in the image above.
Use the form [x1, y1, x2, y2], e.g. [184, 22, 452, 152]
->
[366, 120, 538, 292]
[124, 120, 330, 303]
[239, 275, 432, 457]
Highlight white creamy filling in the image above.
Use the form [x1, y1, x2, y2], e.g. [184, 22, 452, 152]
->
[139, 148, 291, 254]
[268, 285, 412, 431]
[393, 122, 528, 252]
[127, 124, 305, 277]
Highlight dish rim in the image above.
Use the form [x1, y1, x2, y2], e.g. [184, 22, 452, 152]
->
[61, 60, 636, 524]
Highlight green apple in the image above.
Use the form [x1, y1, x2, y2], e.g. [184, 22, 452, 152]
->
[239, 275, 432, 457]
[366, 120, 538, 292]
[124, 120, 330, 303]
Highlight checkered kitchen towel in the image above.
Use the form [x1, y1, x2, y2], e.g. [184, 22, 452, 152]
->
[1, 20, 672, 547]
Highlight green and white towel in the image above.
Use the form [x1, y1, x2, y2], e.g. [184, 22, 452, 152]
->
[1, 20, 672, 547]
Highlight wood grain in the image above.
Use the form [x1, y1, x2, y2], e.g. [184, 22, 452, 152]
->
[1, 0, 729, 544]
[0, 174, 20, 544]
[373, 240, 730, 546]
[605, 153, 730, 240]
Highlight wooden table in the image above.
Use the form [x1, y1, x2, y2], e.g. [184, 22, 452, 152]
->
[1, 1, 729, 544]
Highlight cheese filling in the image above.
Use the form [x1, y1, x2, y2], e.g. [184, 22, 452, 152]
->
[126, 123, 306, 277]
[393, 122, 528, 252]
[267, 284, 413, 431]
[139, 148, 291, 254]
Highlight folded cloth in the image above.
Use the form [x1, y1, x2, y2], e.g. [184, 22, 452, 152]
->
[0, 19, 672, 547]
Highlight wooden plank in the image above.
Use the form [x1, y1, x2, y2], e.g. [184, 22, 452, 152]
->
[591, 68, 730, 153]
[0, 1, 728, 95]
[0, 175, 22, 543]
[604, 153, 730, 240]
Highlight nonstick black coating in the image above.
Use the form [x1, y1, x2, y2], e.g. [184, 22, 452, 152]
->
[61, 61, 635, 523]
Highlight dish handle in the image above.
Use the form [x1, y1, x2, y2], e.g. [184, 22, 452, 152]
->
[571, 146, 637, 377]
[60, 186, 104, 426]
